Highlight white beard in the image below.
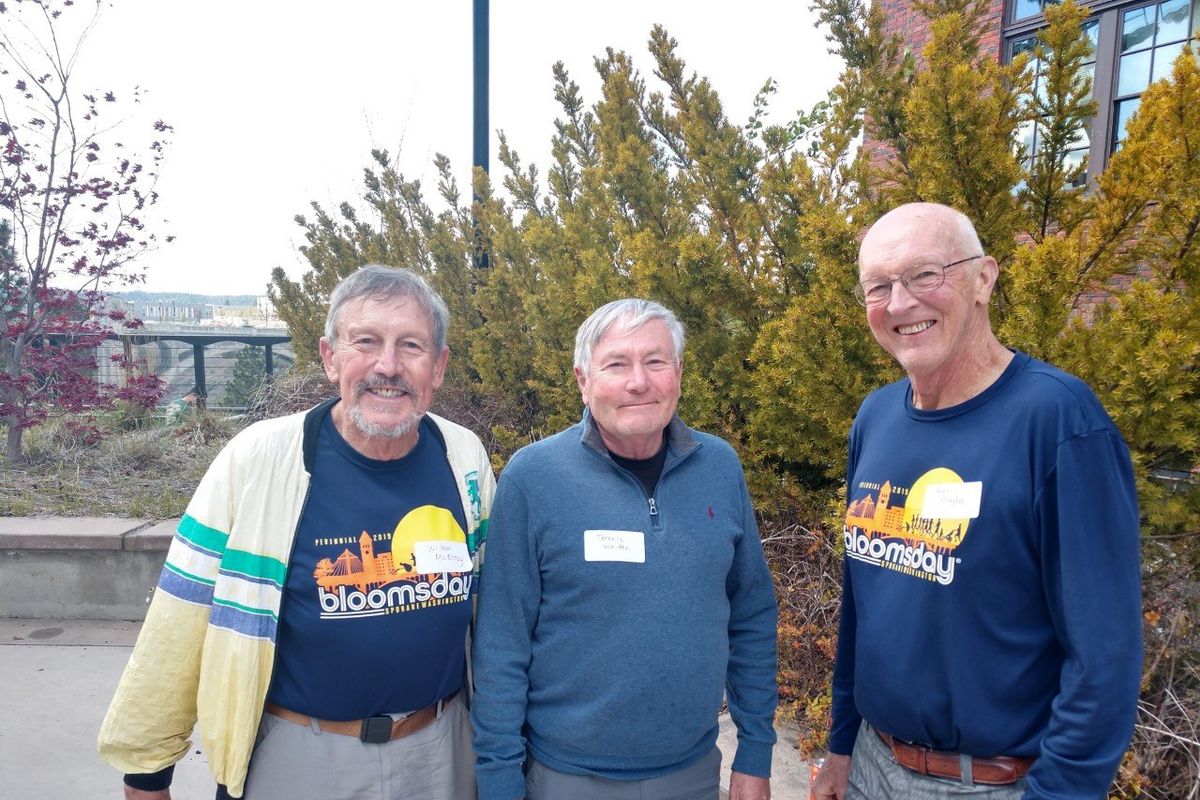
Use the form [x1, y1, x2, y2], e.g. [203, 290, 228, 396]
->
[347, 403, 423, 440]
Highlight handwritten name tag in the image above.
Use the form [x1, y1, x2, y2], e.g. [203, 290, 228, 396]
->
[583, 530, 646, 563]
[413, 540, 473, 573]
[920, 482, 983, 519]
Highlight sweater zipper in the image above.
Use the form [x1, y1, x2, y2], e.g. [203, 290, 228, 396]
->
[604, 463, 664, 531]
[640, 443, 696, 532]
[583, 432, 699, 532]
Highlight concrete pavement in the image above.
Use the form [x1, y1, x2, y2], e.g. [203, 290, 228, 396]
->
[2, 617, 811, 799]
[0, 618, 213, 798]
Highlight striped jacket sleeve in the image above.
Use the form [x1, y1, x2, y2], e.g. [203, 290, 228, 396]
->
[97, 434, 240, 775]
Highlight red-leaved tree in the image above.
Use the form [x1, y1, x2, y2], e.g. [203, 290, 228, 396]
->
[0, 0, 171, 463]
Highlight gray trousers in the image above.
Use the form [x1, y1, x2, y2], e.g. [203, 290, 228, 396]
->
[241, 694, 475, 800]
[847, 722, 1026, 800]
[525, 746, 721, 800]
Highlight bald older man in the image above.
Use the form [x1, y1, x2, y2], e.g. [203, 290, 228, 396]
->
[811, 203, 1142, 800]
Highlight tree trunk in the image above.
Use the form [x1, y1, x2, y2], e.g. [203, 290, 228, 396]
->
[4, 415, 23, 465]
[2, 333, 26, 464]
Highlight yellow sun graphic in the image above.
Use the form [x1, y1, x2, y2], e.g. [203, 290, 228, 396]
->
[390, 505, 466, 577]
[901, 467, 972, 550]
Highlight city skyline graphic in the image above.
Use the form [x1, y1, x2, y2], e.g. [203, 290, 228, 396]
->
[845, 476, 970, 552]
[310, 505, 473, 619]
[313, 530, 422, 594]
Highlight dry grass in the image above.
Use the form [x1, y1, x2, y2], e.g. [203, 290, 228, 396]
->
[763, 515, 842, 755]
[1119, 543, 1200, 800]
[0, 411, 245, 518]
[246, 363, 336, 420]
[0, 365, 340, 520]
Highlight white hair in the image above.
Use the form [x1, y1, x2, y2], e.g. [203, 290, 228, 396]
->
[573, 299, 685, 372]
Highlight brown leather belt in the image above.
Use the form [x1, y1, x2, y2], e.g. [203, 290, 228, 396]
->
[265, 690, 458, 743]
[875, 728, 1034, 786]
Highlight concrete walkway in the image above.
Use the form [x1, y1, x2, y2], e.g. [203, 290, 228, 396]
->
[0, 618, 213, 798]
[0, 516, 813, 798]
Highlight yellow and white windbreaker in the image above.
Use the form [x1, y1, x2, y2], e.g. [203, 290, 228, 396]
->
[97, 400, 495, 797]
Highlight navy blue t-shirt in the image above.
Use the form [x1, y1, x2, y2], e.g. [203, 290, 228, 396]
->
[268, 413, 473, 719]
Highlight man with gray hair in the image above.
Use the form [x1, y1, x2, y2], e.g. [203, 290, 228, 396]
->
[100, 265, 495, 800]
[471, 298, 778, 800]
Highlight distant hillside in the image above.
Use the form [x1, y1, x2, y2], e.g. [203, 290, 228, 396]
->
[115, 291, 260, 306]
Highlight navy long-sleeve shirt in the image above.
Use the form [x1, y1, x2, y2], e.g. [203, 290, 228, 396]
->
[830, 352, 1142, 799]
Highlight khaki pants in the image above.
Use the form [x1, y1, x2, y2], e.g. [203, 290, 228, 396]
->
[242, 694, 475, 800]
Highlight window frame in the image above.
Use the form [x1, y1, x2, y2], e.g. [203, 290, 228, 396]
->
[1005, 0, 1123, 185]
[1005, 0, 1198, 183]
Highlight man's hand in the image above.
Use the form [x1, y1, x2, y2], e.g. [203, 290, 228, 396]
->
[124, 787, 171, 800]
[809, 752, 851, 800]
[729, 770, 770, 800]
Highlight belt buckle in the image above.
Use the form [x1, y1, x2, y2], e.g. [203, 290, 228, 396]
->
[359, 715, 393, 743]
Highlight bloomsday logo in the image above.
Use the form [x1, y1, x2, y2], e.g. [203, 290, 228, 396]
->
[843, 468, 978, 586]
[310, 505, 472, 619]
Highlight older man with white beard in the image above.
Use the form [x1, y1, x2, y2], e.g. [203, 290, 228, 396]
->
[99, 265, 495, 800]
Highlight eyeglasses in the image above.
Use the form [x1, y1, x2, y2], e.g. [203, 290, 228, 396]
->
[853, 255, 984, 307]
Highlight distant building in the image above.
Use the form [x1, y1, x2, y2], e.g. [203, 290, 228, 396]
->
[209, 297, 284, 330]
[110, 297, 212, 324]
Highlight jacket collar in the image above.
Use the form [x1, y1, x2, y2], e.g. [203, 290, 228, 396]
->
[302, 397, 339, 473]
[578, 406, 700, 463]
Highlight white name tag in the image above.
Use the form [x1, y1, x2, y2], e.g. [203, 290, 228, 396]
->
[412, 541, 473, 573]
[920, 482, 983, 519]
[583, 530, 645, 563]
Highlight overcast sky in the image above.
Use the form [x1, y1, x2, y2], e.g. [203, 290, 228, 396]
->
[64, 1, 844, 296]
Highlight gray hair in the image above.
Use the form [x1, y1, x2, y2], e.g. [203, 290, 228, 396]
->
[573, 298, 685, 372]
[323, 265, 449, 350]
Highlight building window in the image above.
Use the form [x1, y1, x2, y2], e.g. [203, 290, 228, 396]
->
[1113, 0, 1196, 147]
[1012, 20, 1099, 186]
[1006, 0, 1200, 181]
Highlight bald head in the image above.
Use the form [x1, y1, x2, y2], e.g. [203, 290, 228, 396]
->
[855, 202, 1008, 407]
[859, 203, 983, 272]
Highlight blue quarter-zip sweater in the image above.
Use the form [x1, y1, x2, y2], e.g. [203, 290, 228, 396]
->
[471, 411, 778, 800]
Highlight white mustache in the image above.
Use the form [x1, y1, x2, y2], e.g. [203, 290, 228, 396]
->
[356, 377, 416, 397]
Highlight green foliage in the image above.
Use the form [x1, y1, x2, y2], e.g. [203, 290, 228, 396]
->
[1018, 1, 1097, 238]
[1003, 45, 1200, 541]
[1062, 283, 1200, 536]
[269, 17, 1198, 787]
[269, 149, 474, 367]
[901, 0, 1026, 266]
[222, 346, 269, 409]
[268, 0, 1199, 564]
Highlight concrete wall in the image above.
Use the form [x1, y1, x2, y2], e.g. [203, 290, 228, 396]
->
[0, 517, 176, 621]
[1, 548, 167, 620]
